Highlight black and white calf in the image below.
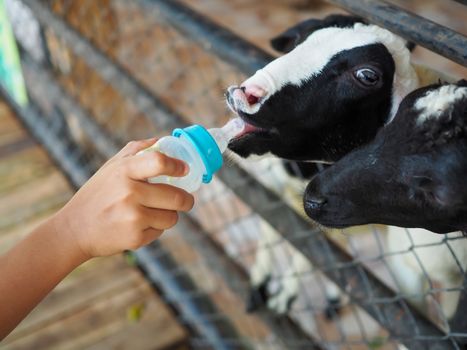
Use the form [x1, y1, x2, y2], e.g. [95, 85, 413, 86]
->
[226, 14, 419, 162]
[304, 81, 467, 232]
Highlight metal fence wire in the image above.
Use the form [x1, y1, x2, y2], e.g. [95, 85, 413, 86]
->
[3, 0, 467, 349]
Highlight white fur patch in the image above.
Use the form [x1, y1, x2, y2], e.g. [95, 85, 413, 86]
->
[415, 85, 467, 124]
[243, 23, 418, 120]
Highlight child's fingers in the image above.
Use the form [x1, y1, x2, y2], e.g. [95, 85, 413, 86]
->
[117, 138, 158, 159]
[125, 152, 188, 181]
[101, 138, 158, 170]
[137, 184, 194, 212]
[140, 228, 164, 246]
[140, 207, 179, 230]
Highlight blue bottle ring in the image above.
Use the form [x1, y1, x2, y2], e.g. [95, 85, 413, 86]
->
[172, 125, 223, 183]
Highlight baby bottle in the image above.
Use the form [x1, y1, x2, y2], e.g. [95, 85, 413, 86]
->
[139, 118, 244, 193]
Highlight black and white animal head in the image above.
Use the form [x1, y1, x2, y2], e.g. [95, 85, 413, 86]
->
[226, 15, 418, 161]
[304, 81, 467, 233]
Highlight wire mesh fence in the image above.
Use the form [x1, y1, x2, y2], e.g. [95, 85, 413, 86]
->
[4, 0, 467, 348]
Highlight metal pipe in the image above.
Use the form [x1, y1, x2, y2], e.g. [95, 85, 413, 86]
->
[452, 0, 467, 7]
[142, 0, 273, 75]
[326, 0, 467, 68]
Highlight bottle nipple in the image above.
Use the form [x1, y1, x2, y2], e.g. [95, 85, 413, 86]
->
[221, 118, 246, 140]
[209, 118, 245, 153]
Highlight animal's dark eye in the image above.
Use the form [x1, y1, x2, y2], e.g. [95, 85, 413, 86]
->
[354, 68, 380, 86]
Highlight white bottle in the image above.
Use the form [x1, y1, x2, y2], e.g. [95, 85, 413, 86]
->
[139, 118, 245, 193]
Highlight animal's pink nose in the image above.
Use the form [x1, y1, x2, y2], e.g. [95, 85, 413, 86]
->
[240, 84, 266, 106]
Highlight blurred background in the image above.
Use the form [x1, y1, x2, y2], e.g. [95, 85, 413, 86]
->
[0, 0, 466, 349]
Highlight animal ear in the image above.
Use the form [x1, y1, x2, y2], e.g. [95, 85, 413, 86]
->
[270, 18, 323, 53]
[406, 41, 416, 52]
[411, 176, 454, 207]
[270, 14, 365, 53]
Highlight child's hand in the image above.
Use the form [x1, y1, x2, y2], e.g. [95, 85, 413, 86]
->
[52, 138, 194, 260]
[0, 138, 194, 338]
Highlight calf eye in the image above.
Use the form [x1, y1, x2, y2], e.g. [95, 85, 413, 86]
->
[354, 68, 380, 86]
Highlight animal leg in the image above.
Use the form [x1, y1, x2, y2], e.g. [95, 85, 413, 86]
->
[323, 281, 343, 320]
[266, 250, 311, 314]
[247, 222, 279, 312]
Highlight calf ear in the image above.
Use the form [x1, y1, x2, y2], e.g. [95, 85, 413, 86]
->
[270, 18, 323, 53]
[270, 14, 365, 53]
[406, 41, 416, 52]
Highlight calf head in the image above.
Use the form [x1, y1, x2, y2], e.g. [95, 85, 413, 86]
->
[304, 81, 467, 233]
[226, 15, 418, 161]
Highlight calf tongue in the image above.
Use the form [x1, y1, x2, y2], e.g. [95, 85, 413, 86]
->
[244, 122, 261, 133]
[232, 120, 264, 139]
[220, 117, 265, 140]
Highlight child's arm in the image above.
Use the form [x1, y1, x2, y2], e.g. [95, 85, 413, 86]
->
[0, 139, 194, 339]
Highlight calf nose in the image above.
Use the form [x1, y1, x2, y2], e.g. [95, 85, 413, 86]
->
[240, 83, 266, 106]
[304, 196, 327, 211]
[304, 175, 327, 215]
[225, 83, 267, 114]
